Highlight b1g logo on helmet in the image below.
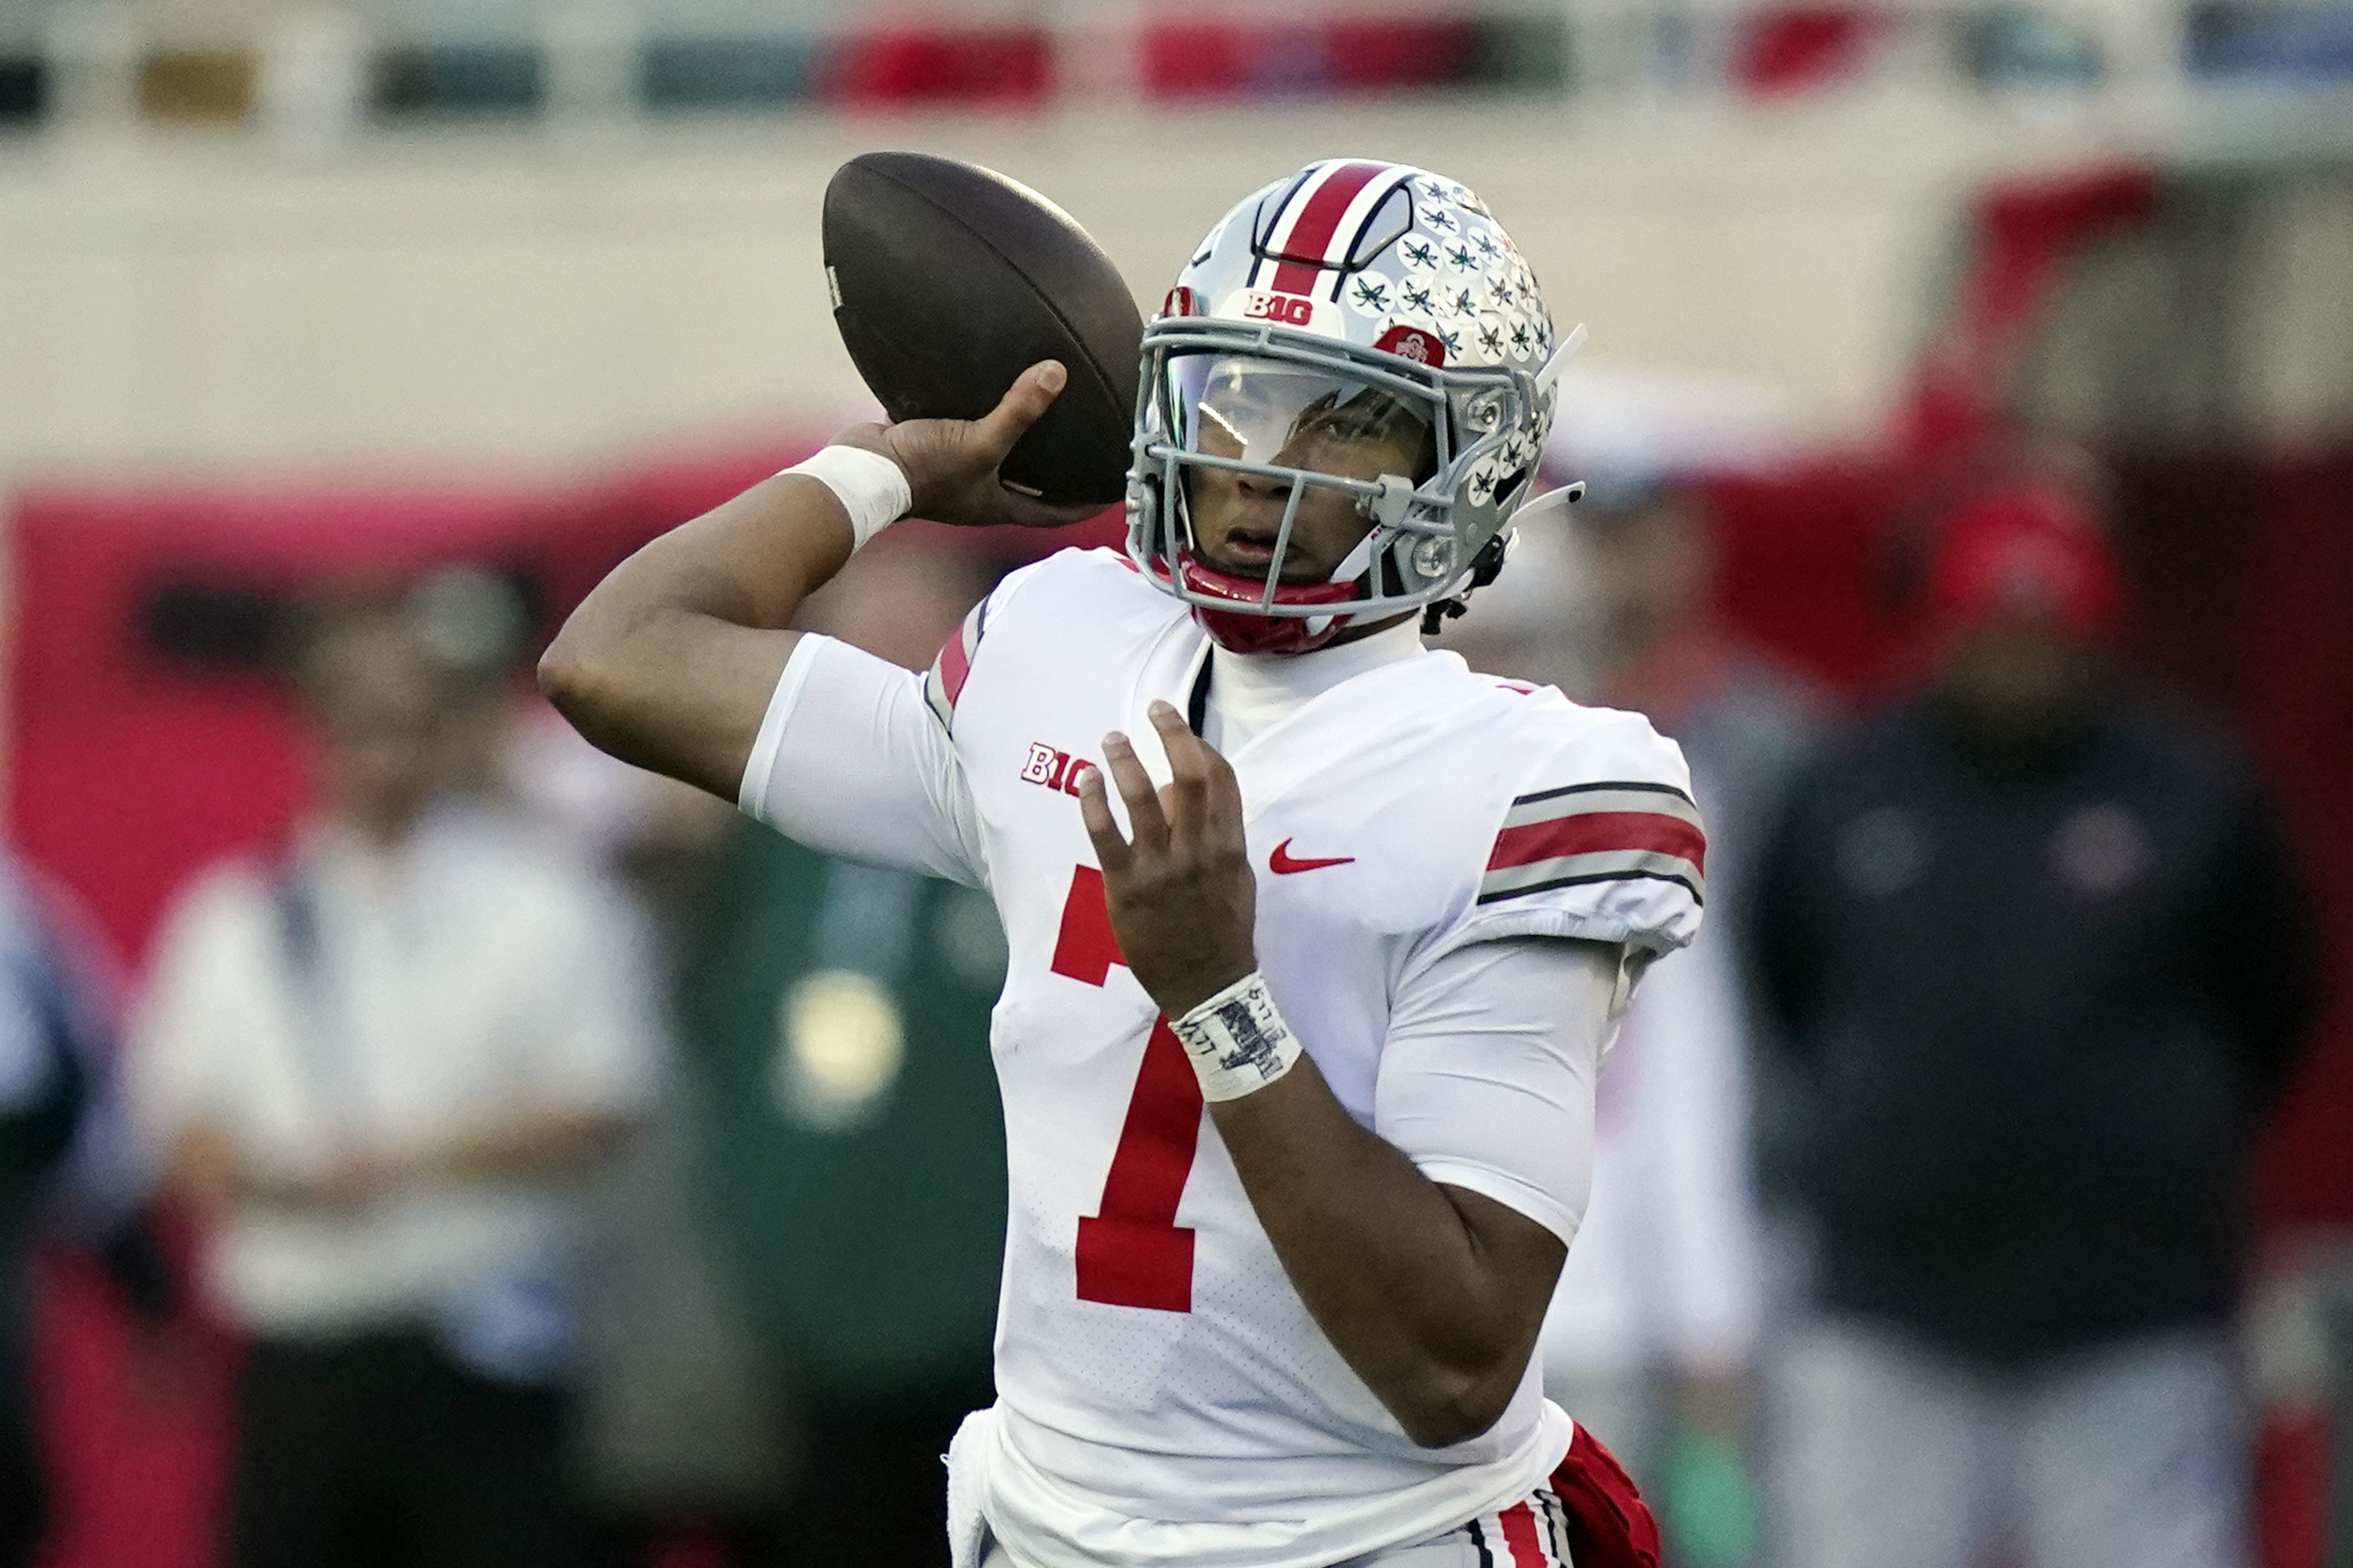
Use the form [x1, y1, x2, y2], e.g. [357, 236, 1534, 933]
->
[1212, 288, 1333, 332]
[1374, 324, 1448, 368]
[1241, 291, 1316, 327]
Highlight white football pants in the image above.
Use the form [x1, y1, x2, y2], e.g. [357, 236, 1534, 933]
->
[978, 1483, 1580, 1568]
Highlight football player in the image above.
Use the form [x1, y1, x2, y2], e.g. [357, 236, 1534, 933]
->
[543, 160, 1699, 1568]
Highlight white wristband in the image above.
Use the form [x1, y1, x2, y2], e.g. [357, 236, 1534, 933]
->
[1169, 971, 1302, 1102]
[779, 445, 912, 550]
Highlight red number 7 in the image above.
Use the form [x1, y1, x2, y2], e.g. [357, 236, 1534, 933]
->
[1052, 865, 1202, 1313]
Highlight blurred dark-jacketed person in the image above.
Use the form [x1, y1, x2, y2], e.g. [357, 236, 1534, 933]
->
[1746, 471, 2317, 1568]
[127, 592, 661, 1568]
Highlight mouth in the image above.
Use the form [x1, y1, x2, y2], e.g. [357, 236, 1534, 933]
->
[1198, 531, 1336, 586]
[1212, 529, 1280, 571]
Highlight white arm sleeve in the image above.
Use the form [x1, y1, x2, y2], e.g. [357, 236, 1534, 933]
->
[1373, 937, 1618, 1247]
[737, 634, 987, 887]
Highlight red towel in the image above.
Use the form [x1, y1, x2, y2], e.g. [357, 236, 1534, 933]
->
[1548, 1423, 1662, 1568]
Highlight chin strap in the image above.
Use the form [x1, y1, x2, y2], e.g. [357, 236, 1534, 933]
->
[1421, 531, 1516, 636]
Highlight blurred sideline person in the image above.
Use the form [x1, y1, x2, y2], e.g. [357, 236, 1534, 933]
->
[0, 856, 180, 1567]
[571, 770, 796, 1568]
[1456, 475, 1815, 1567]
[407, 565, 796, 1556]
[1746, 469, 2317, 1568]
[128, 590, 662, 1568]
[677, 535, 1011, 1568]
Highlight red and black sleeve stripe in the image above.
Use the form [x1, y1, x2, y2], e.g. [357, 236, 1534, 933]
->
[1479, 780, 1707, 906]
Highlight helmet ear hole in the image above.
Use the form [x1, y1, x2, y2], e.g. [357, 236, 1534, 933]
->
[1495, 463, 1538, 513]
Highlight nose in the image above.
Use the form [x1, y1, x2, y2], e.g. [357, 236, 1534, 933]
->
[1236, 464, 1291, 498]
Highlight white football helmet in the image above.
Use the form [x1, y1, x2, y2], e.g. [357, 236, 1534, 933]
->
[1127, 159, 1584, 654]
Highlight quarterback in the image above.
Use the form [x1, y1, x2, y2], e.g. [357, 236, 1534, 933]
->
[544, 161, 1699, 1568]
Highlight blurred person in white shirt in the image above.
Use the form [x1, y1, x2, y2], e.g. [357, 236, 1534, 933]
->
[128, 588, 661, 1568]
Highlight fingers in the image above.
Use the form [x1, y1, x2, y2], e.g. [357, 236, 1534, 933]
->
[1148, 700, 1243, 852]
[971, 360, 1068, 460]
[1084, 707, 1243, 894]
[886, 360, 1100, 532]
[1100, 731, 1169, 853]
[1072, 763, 1131, 878]
[1148, 700, 1210, 839]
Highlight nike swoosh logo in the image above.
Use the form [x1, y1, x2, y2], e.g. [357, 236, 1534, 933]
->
[1269, 839, 1355, 875]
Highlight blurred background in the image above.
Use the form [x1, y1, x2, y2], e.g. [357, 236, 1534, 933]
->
[0, 1, 2348, 1565]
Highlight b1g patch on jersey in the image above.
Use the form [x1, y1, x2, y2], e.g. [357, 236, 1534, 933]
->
[1019, 742, 1097, 797]
[1480, 781, 1707, 906]
[923, 597, 989, 732]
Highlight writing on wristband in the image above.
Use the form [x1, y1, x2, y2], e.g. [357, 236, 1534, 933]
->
[778, 445, 912, 550]
[1169, 972, 1302, 1102]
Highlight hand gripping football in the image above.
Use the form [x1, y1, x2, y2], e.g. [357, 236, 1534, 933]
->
[823, 152, 1145, 508]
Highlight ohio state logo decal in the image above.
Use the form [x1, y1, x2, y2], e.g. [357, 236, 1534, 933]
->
[1375, 324, 1446, 367]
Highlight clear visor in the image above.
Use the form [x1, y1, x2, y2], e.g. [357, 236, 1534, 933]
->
[1169, 355, 1439, 480]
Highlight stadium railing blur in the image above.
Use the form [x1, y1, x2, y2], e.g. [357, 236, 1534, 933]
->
[0, 1, 2348, 134]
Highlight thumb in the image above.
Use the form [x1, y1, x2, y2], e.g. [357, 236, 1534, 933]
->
[971, 360, 1069, 459]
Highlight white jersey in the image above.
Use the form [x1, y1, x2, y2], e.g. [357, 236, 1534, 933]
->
[741, 548, 1705, 1568]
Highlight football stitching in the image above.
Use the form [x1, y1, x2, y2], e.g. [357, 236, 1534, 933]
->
[856, 162, 1133, 459]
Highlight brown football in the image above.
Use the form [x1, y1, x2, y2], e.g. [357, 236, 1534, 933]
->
[823, 152, 1145, 508]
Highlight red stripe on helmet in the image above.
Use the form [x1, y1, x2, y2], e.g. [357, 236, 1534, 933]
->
[1269, 161, 1391, 296]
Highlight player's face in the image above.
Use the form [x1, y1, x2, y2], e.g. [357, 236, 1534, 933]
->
[1179, 360, 1435, 583]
